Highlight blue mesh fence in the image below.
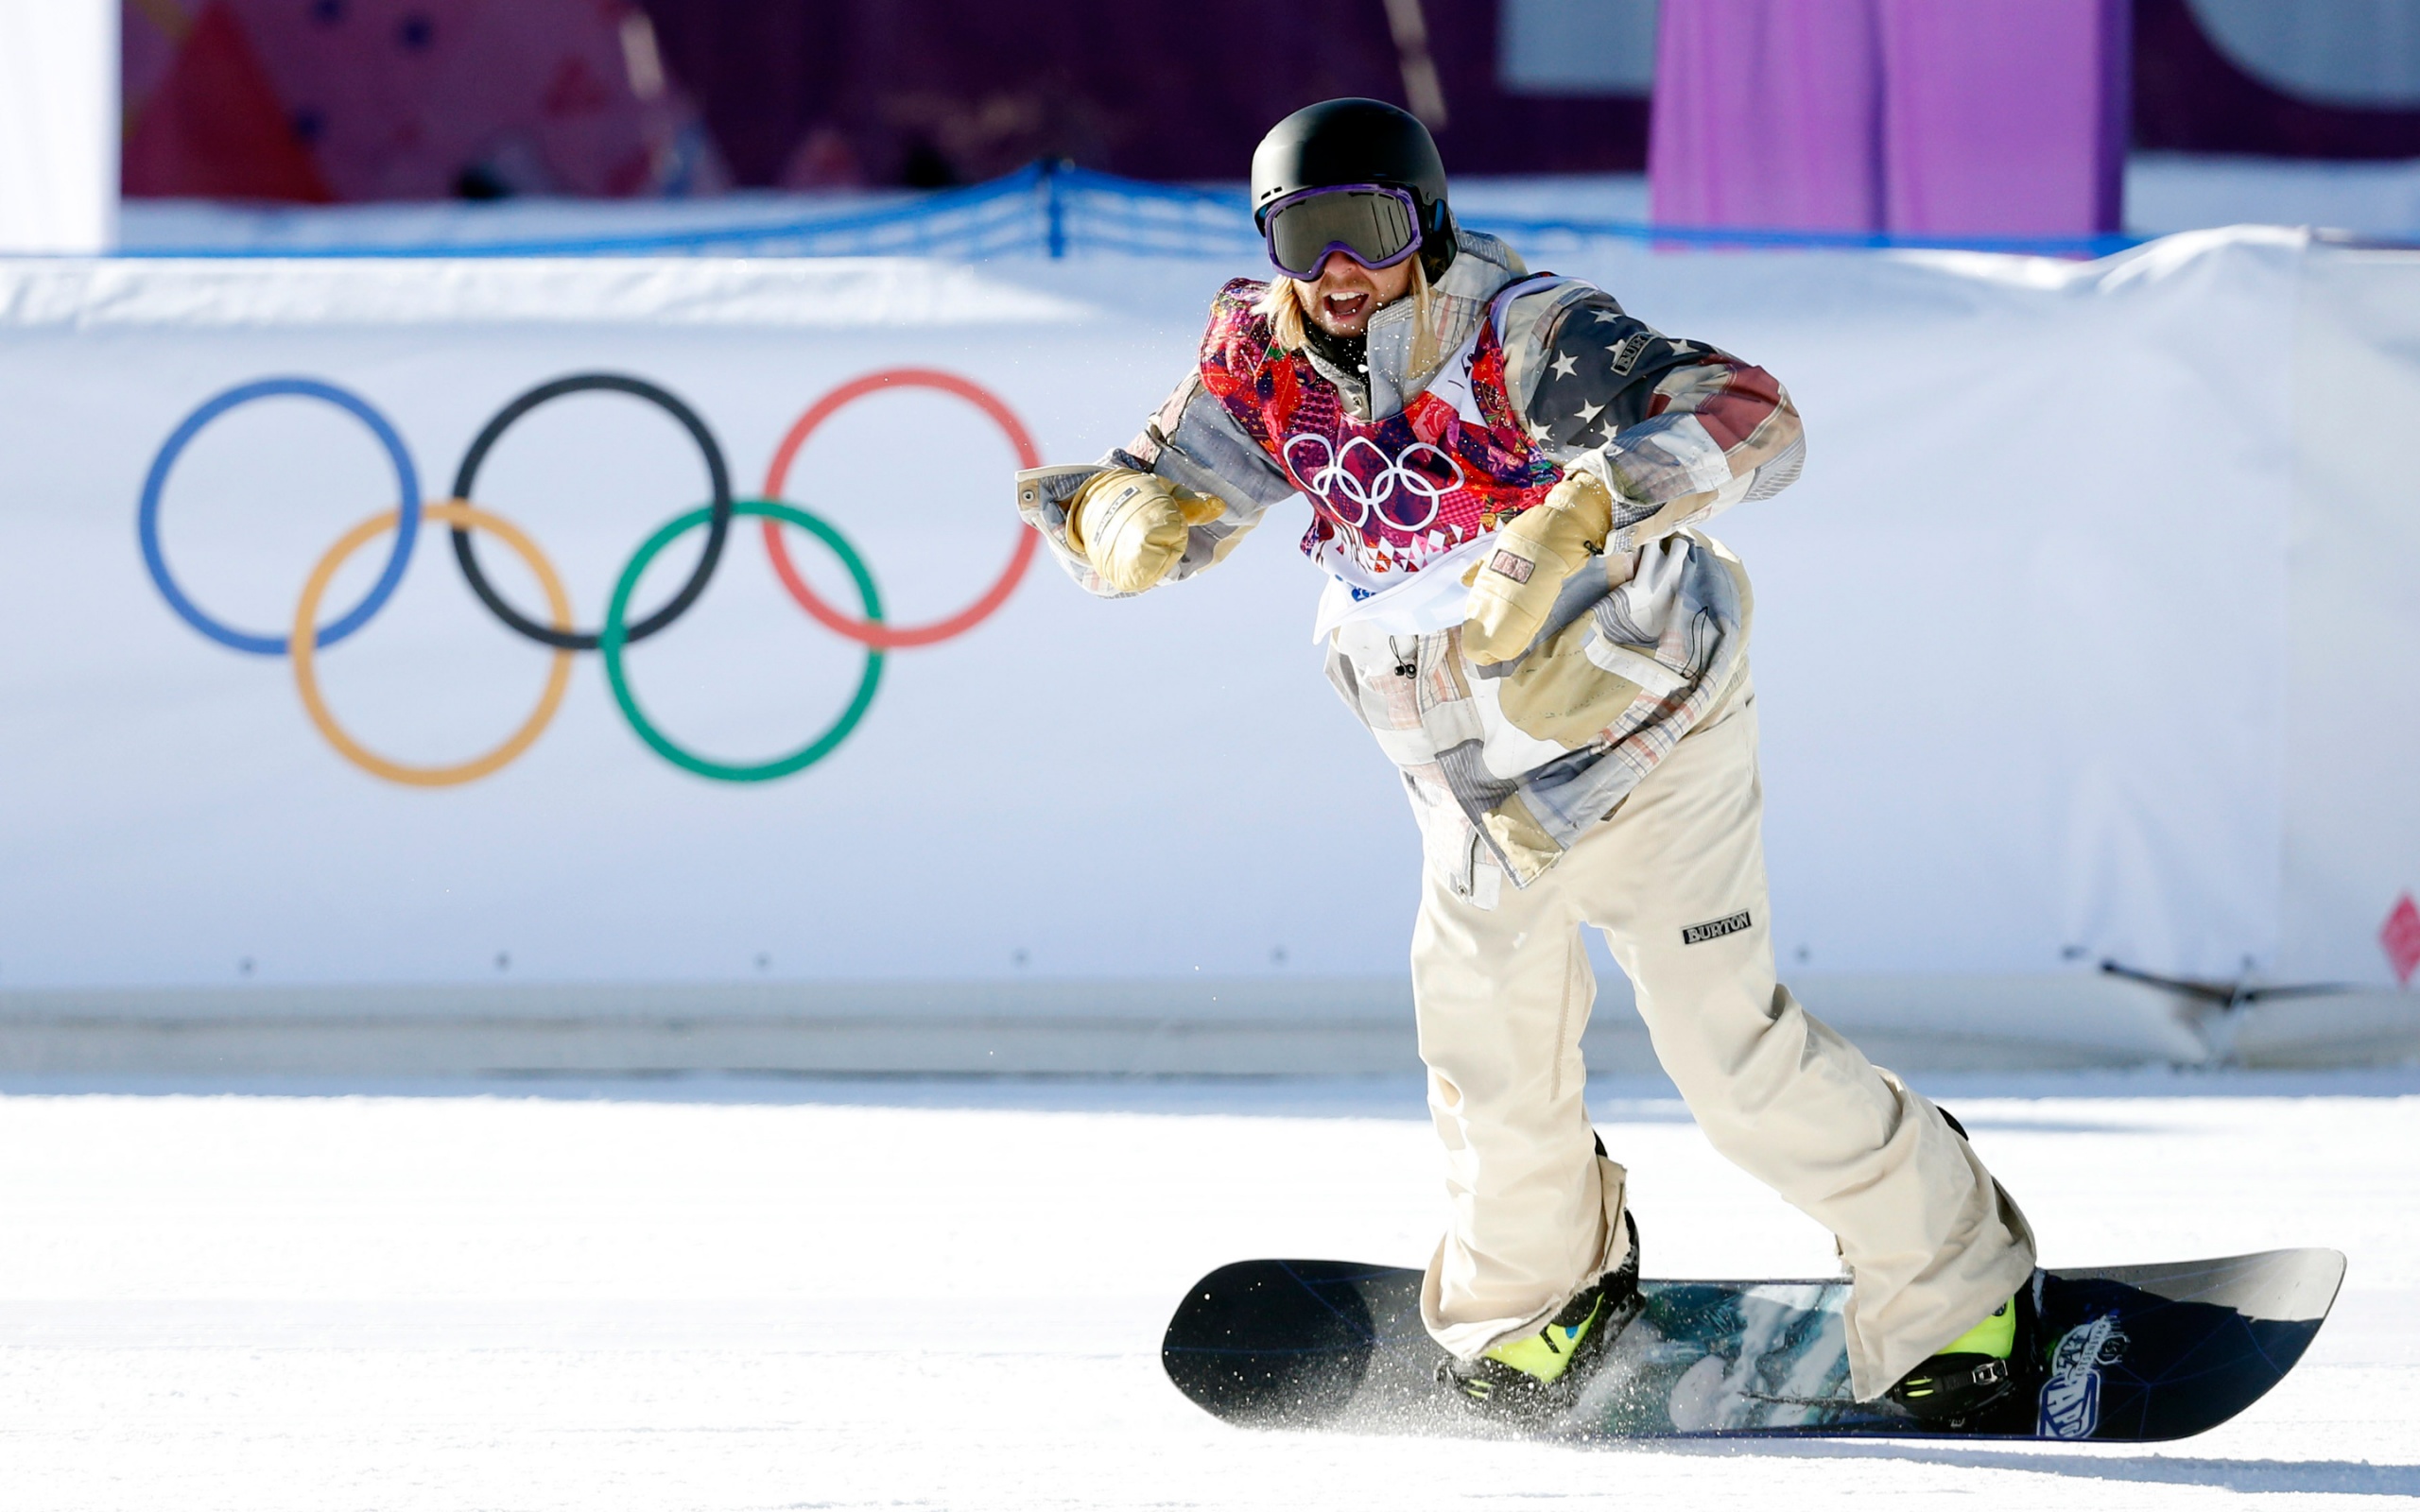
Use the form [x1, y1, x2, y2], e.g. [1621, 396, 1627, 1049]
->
[119, 161, 2142, 261]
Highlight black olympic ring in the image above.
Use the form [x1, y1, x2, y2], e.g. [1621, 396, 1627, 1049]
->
[447, 373, 734, 651]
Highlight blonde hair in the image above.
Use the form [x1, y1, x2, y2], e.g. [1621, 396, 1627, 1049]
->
[1255, 258, 1436, 367]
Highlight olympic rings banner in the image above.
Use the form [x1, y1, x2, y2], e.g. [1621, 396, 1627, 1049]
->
[0, 238, 2411, 994]
[0, 256, 1427, 988]
[137, 369, 1041, 786]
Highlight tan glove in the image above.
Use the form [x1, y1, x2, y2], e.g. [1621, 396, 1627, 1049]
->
[1066, 469, 1224, 593]
[1460, 470, 1615, 665]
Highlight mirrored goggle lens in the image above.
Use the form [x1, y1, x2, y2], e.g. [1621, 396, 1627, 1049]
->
[1265, 189, 1419, 277]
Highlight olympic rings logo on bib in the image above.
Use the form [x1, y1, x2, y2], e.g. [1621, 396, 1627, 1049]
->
[136, 369, 1040, 786]
[1280, 432, 1465, 536]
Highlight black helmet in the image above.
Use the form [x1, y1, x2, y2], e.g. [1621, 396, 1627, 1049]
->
[1251, 98, 1457, 278]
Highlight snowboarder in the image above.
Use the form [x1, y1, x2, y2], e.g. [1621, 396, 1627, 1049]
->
[1015, 98, 2037, 1424]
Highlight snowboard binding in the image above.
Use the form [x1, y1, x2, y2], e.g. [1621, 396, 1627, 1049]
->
[1437, 1211, 1644, 1421]
[1884, 1277, 2044, 1432]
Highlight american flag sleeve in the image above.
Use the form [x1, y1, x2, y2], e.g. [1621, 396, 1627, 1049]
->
[1514, 286, 1805, 551]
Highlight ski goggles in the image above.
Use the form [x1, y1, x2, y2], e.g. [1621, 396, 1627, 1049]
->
[1260, 183, 1423, 279]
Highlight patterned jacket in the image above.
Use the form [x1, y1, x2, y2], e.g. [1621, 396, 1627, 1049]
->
[1017, 231, 1804, 889]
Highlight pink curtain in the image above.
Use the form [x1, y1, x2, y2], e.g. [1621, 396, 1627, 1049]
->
[1650, 0, 2129, 238]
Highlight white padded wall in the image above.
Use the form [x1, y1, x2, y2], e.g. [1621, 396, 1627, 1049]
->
[0, 0, 116, 253]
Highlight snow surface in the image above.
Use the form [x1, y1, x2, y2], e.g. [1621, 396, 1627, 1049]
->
[0, 1072, 2413, 1509]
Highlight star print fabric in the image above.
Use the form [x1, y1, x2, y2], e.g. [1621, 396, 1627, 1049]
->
[1519, 289, 1802, 551]
[1528, 299, 1704, 451]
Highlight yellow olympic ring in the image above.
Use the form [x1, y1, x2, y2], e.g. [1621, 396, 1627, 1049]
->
[290, 502, 576, 788]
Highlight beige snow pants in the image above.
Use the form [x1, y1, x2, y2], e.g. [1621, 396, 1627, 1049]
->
[1412, 671, 2037, 1400]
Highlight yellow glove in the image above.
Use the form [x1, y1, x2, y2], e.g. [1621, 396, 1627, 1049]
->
[1460, 470, 1615, 665]
[1066, 469, 1223, 593]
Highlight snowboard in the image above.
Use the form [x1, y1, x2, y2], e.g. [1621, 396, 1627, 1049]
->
[1163, 1247, 2343, 1441]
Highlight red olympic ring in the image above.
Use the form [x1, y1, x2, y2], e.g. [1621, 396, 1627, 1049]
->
[761, 368, 1041, 650]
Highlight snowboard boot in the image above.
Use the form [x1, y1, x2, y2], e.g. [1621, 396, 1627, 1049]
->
[1437, 1211, 1643, 1420]
[1885, 1284, 2037, 1429]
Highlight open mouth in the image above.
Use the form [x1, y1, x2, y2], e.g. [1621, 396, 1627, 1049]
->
[1321, 291, 1371, 324]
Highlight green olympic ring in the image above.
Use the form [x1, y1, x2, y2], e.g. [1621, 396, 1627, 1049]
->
[601, 498, 885, 783]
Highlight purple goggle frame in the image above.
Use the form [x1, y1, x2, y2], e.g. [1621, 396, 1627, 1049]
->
[1259, 183, 1424, 280]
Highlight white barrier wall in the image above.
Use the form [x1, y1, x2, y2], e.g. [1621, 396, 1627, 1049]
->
[0, 0, 115, 254]
[0, 230, 2410, 995]
[2284, 244, 2420, 987]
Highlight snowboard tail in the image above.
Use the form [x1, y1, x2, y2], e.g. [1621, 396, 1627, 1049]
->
[1162, 1248, 2343, 1442]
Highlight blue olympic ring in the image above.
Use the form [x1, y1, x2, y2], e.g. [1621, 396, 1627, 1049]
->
[138, 377, 422, 656]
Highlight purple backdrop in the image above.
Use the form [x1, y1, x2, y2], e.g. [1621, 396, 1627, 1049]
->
[1648, 0, 2129, 238]
[1641, 2, 1886, 233]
